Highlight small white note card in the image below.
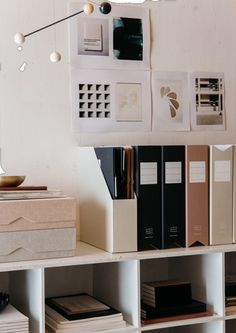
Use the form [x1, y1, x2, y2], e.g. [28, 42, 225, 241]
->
[165, 162, 182, 184]
[140, 162, 158, 185]
[214, 160, 231, 182]
[189, 161, 206, 183]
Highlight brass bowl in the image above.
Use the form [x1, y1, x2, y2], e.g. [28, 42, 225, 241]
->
[0, 176, 26, 187]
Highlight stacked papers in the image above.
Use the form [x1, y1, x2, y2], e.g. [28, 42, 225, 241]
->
[0, 189, 66, 201]
[0, 304, 29, 332]
[45, 294, 127, 333]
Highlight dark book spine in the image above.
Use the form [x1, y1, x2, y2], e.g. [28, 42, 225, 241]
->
[225, 283, 236, 297]
[142, 283, 192, 307]
[141, 300, 207, 320]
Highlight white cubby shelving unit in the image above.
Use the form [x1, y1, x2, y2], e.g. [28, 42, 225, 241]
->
[2, 241, 236, 333]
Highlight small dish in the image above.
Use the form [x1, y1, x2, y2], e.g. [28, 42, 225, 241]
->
[0, 293, 9, 312]
[0, 176, 26, 187]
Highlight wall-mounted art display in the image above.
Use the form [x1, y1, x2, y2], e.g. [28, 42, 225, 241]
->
[69, 3, 150, 70]
[152, 71, 190, 131]
[71, 69, 151, 133]
[190, 72, 226, 131]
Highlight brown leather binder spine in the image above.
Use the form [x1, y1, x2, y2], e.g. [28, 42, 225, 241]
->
[186, 145, 209, 247]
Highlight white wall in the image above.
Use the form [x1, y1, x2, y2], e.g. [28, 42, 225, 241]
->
[0, 0, 235, 234]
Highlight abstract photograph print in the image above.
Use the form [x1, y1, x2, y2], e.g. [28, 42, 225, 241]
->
[190, 72, 225, 131]
[113, 17, 143, 61]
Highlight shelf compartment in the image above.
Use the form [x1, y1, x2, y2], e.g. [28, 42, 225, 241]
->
[140, 253, 224, 329]
[225, 252, 236, 317]
[45, 260, 139, 330]
[4, 268, 44, 333]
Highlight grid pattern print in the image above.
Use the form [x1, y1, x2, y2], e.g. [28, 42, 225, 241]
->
[78, 84, 111, 118]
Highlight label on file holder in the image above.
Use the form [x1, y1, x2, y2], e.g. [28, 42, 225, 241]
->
[165, 162, 182, 184]
[214, 160, 231, 182]
[189, 161, 206, 183]
[140, 162, 158, 185]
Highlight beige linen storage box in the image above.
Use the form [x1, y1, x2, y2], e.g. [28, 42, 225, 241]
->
[0, 197, 77, 262]
[0, 197, 76, 232]
[0, 228, 76, 262]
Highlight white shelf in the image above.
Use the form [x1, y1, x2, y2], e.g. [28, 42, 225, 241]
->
[2, 240, 236, 271]
[2, 241, 236, 333]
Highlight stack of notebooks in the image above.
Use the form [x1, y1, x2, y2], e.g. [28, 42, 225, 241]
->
[45, 293, 127, 333]
[0, 186, 76, 262]
[141, 279, 210, 324]
[0, 304, 29, 332]
[0, 186, 66, 201]
[225, 275, 236, 315]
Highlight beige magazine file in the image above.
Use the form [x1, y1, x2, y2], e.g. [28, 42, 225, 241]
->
[78, 147, 137, 253]
[210, 145, 233, 245]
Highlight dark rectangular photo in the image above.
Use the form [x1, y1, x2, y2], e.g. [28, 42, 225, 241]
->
[113, 17, 143, 61]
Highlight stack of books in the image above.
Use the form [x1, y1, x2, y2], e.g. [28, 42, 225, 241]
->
[0, 186, 66, 200]
[141, 279, 209, 324]
[0, 304, 29, 332]
[225, 276, 236, 315]
[45, 293, 127, 333]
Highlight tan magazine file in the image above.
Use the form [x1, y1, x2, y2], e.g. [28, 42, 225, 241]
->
[186, 145, 209, 247]
[0, 197, 76, 232]
[233, 145, 236, 243]
[0, 228, 76, 263]
[78, 147, 137, 253]
[210, 145, 233, 245]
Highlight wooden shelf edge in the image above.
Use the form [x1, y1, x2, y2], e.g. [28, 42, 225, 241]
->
[141, 313, 222, 331]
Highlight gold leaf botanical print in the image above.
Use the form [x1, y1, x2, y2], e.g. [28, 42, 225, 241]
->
[167, 92, 177, 99]
[170, 105, 176, 118]
[160, 87, 165, 98]
[160, 87, 180, 118]
[164, 87, 171, 95]
[170, 99, 179, 110]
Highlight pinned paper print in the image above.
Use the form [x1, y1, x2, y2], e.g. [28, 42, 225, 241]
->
[190, 72, 225, 131]
[152, 71, 190, 131]
[160, 87, 180, 119]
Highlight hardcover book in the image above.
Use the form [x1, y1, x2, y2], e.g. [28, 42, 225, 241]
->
[141, 299, 207, 320]
[142, 280, 192, 308]
[95, 147, 126, 200]
[46, 293, 120, 321]
[124, 146, 134, 199]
